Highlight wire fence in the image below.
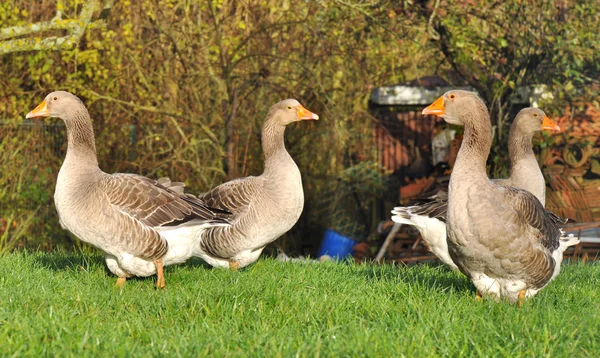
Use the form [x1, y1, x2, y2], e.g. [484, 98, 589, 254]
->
[0, 122, 65, 248]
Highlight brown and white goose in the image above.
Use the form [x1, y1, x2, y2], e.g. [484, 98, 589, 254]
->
[420, 90, 574, 303]
[195, 99, 318, 269]
[391, 108, 562, 270]
[26, 91, 229, 288]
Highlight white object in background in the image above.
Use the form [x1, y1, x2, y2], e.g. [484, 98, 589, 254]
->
[431, 128, 456, 166]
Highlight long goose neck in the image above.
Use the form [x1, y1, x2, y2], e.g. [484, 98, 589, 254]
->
[261, 119, 293, 175]
[453, 111, 492, 178]
[507, 126, 545, 204]
[508, 126, 535, 171]
[64, 108, 98, 167]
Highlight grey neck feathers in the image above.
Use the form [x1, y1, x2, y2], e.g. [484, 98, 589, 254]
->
[507, 125, 545, 204]
[508, 126, 535, 169]
[64, 107, 98, 167]
[261, 117, 291, 174]
[453, 107, 492, 176]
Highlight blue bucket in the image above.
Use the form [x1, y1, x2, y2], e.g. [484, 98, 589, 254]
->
[317, 229, 358, 259]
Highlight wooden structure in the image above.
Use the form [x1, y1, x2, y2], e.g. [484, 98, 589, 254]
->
[544, 104, 600, 222]
[372, 110, 439, 174]
[542, 103, 600, 261]
[563, 222, 600, 262]
[369, 77, 458, 177]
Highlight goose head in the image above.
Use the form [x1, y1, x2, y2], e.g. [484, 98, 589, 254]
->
[513, 107, 560, 134]
[267, 99, 319, 126]
[422, 90, 487, 126]
[26, 91, 86, 122]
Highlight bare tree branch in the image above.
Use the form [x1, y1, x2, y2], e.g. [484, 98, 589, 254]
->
[0, 0, 101, 55]
[80, 87, 224, 156]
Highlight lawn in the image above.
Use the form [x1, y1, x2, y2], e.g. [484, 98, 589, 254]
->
[0, 251, 599, 357]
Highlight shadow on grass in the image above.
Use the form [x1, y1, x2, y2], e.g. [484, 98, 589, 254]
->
[355, 260, 475, 295]
[179, 257, 214, 270]
[31, 250, 215, 274]
[28, 250, 475, 294]
[31, 250, 104, 272]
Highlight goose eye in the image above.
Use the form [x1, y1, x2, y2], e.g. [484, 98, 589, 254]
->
[53, 97, 58, 101]
[287, 106, 292, 110]
[449, 94, 456, 99]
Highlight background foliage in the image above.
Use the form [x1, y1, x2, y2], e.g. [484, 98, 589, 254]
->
[1, 0, 598, 253]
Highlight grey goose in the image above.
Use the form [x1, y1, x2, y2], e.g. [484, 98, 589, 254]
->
[420, 90, 576, 303]
[195, 99, 318, 269]
[26, 91, 230, 288]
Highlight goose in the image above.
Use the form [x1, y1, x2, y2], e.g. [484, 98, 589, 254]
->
[26, 91, 230, 288]
[194, 99, 319, 269]
[391, 108, 562, 270]
[420, 90, 576, 303]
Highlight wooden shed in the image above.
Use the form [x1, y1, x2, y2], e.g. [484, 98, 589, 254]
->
[368, 77, 544, 203]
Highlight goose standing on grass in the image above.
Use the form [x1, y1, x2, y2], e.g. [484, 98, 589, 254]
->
[26, 91, 230, 288]
[420, 90, 576, 304]
[391, 108, 563, 270]
[195, 99, 319, 269]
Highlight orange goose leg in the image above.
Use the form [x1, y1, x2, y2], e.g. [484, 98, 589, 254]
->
[229, 260, 240, 270]
[475, 291, 483, 302]
[154, 259, 166, 289]
[115, 277, 127, 287]
[517, 289, 526, 307]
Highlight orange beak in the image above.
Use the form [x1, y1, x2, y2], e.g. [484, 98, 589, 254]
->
[541, 116, 560, 132]
[296, 105, 319, 120]
[26, 100, 50, 119]
[422, 96, 445, 116]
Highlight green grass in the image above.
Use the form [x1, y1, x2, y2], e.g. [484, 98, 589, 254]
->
[0, 251, 599, 357]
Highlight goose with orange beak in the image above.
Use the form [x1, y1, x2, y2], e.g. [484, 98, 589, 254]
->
[414, 90, 576, 304]
[26, 91, 231, 289]
[194, 99, 319, 269]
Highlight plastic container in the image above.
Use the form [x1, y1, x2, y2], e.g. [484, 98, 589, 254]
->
[317, 229, 358, 259]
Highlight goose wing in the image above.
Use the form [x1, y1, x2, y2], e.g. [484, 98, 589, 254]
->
[197, 176, 261, 221]
[102, 173, 229, 227]
[195, 176, 263, 259]
[485, 187, 562, 288]
[508, 188, 561, 252]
